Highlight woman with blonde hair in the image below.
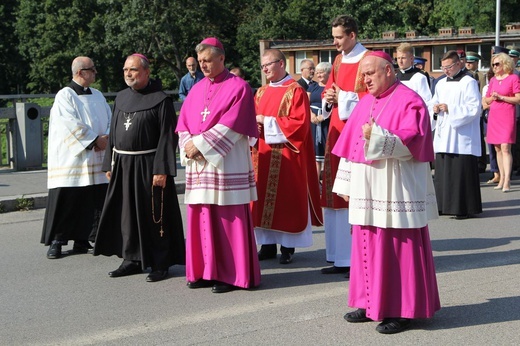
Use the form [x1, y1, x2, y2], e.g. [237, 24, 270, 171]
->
[483, 53, 520, 192]
[308, 62, 332, 178]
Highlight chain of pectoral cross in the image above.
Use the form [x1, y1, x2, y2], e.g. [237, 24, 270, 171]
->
[201, 71, 230, 122]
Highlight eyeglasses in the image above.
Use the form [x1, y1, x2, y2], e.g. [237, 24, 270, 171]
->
[302, 67, 316, 70]
[492, 62, 501, 67]
[440, 62, 457, 71]
[260, 60, 281, 69]
[81, 66, 97, 72]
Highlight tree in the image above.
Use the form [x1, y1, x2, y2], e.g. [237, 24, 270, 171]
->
[15, 0, 116, 93]
[236, 0, 345, 86]
[0, 0, 27, 98]
[5, 0, 520, 95]
[428, 0, 517, 34]
[100, 0, 246, 91]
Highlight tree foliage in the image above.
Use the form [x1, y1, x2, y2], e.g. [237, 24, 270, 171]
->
[1, 0, 518, 95]
[0, 0, 25, 98]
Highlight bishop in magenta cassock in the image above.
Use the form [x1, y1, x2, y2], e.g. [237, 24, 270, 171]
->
[332, 51, 441, 334]
[176, 37, 261, 294]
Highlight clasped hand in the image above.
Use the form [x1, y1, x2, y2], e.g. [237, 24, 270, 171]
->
[185, 140, 204, 161]
[433, 103, 448, 114]
[324, 83, 340, 104]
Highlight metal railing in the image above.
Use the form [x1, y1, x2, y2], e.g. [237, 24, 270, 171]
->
[1, 92, 181, 170]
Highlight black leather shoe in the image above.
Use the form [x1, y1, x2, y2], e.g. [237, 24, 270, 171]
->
[321, 266, 350, 274]
[146, 270, 168, 282]
[344, 309, 372, 323]
[280, 246, 295, 254]
[47, 243, 62, 259]
[71, 240, 93, 254]
[279, 252, 292, 264]
[187, 279, 214, 289]
[211, 282, 236, 293]
[451, 214, 469, 220]
[258, 244, 277, 261]
[375, 318, 411, 334]
[108, 261, 142, 278]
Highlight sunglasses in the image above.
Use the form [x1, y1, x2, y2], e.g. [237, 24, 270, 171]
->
[492, 62, 501, 67]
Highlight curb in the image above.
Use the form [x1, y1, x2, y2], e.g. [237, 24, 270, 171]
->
[0, 182, 186, 214]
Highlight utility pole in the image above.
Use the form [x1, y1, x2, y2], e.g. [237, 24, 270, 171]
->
[495, 0, 501, 46]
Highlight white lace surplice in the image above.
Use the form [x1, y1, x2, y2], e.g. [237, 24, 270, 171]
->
[333, 123, 438, 229]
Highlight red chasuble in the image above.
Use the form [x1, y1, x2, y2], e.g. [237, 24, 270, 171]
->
[252, 79, 323, 233]
[321, 53, 368, 209]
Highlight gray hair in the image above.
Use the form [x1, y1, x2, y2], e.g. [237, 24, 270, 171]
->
[300, 59, 314, 68]
[127, 54, 150, 70]
[315, 62, 332, 73]
[195, 43, 225, 56]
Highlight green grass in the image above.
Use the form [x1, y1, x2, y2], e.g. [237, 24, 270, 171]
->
[1, 119, 9, 166]
[0, 115, 49, 168]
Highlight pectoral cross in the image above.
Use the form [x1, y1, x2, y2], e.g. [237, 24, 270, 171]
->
[160, 227, 164, 237]
[201, 107, 210, 122]
[124, 118, 132, 130]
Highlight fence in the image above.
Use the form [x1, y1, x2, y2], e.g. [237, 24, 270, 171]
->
[0, 93, 181, 171]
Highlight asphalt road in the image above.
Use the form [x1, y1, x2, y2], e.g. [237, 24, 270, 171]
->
[1, 181, 520, 345]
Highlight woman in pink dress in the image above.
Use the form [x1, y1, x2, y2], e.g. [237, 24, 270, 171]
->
[484, 53, 520, 192]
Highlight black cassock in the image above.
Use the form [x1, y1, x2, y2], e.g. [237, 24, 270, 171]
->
[94, 80, 185, 270]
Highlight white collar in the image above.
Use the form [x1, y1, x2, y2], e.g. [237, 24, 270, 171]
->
[400, 66, 413, 73]
[342, 43, 367, 63]
[269, 74, 292, 87]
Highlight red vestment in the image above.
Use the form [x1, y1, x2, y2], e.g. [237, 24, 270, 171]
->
[321, 53, 368, 209]
[252, 79, 323, 233]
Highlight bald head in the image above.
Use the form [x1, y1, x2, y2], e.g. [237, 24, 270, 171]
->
[71, 56, 96, 87]
[360, 55, 396, 97]
[186, 57, 198, 74]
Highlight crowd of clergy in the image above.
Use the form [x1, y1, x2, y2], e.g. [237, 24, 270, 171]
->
[41, 13, 520, 335]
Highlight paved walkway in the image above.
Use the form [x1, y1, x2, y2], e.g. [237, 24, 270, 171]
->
[0, 171, 519, 344]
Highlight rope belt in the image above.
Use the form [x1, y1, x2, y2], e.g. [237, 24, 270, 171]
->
[113, 148, 157, 155]
[111, 147, 157, 169]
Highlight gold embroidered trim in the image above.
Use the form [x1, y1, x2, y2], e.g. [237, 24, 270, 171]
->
[277, 83, 299, 117]
[260, 144, 284, 228]
[332, 50, 369, 94]
[354, 50, 370, 93]
[255, 85, 267, 108]
[323, 139, 334, 207]
[255, 81, 302, 227]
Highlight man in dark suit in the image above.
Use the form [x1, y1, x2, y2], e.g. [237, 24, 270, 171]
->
[297, 59, 315, 91]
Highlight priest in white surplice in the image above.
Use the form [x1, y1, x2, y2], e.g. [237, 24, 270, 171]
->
[41, 56, 111, 259]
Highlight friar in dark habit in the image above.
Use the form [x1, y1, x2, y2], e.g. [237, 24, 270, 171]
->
[94, 53, 185, 282]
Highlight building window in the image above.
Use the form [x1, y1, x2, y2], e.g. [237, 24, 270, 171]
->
[432, 44, 494, 71]
[503, 41, 520, 68]
[466, 43, 492, 70]
[295, 51, 313, 74]
[383, 48, 394, 59]
[432, 45, 457, 71]
[320, 50, 339, 64]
